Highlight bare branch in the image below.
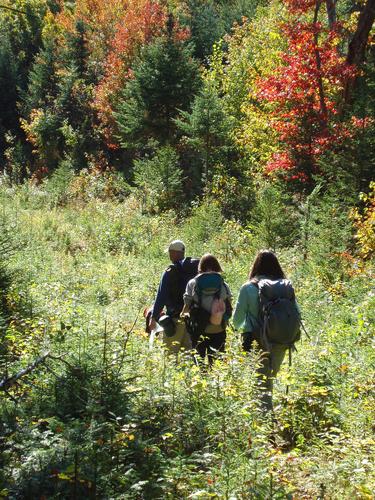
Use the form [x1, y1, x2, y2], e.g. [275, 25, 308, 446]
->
[0, 352, 74, 392]
[116, 308, 142, 375]
[0, 352, 51, 391]
[0, 4, 27, 14]
[46, 353, 75, 370]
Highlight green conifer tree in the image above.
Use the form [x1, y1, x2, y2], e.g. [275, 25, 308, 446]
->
[55, 20, 100, 169]
[0, 0, 49, 170]
[24, 35, 58, 113]
[24, 19, 100, 172]
[0, 31, 20, 167]
[175, 84, 234, 184]
[115, 26, 201, 150]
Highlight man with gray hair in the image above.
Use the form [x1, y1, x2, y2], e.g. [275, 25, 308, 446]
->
[149, 240, 199, 353]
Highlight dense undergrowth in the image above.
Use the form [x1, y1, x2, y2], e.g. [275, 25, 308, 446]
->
[0, 179, 374, 499]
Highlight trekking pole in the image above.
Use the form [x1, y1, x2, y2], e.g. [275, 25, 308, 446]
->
[300, 319, 311, 340]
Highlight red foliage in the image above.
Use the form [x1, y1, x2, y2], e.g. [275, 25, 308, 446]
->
[284, 0, 317, 14]
[257, 4, 360, 182]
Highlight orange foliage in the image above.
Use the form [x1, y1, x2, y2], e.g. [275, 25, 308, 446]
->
[94, 1, 167, 133]
[54, 0, 190, 147]
[56, 0, 129, 41]
[55, 0, 130, 70]
[93, 1, 189, 147]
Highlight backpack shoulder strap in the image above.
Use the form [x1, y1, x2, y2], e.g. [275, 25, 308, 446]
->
[165, 262, 180, 280]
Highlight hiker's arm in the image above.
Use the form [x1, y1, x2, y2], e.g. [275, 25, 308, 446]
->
[232, 285, 248, 330]
[182, 279, 194, 313]
[296, 300, 301, 316]
[151, 271, 168, 320]
[232, 284, 259, 331]
[180, 303, 190, 316]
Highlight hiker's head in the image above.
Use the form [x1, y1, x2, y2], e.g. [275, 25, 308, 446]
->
[166, 240, 185, 263]
[249, 250, 285, 280]
[198, 253, 223, 273]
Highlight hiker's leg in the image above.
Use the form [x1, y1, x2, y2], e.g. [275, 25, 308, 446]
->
[178, 320, 192, 353]
[207, 332, 226, 366]
[270, 344, 287, 378]
[195, 335, 212, 368]
[257, 345, 287, 412]
[242, 332, 254, 352]
[162, 318, 186, 355]
[196, 335, 208, 358]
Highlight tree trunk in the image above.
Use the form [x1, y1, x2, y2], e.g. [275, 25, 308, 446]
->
[325, 0, 336, 28]
[343, 0, 375, 106]
[314, 1, 328, 117]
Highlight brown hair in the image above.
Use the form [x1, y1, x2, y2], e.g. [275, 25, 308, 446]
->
[198, 253, 223, 273]
[248, 250, 285, 281]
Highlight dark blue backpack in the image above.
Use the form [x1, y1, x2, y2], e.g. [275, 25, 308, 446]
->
[167, 257, 199, 316]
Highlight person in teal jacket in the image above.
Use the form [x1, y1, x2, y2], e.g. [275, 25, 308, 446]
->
[232, 250, 294, 411]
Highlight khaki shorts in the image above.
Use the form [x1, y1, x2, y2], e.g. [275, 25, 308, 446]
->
[163, 318, 192, 354]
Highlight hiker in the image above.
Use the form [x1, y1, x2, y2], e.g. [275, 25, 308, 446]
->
[182, 253, 232, 366]
[232, 250, 301, 411]
[149, 240, 199, 354]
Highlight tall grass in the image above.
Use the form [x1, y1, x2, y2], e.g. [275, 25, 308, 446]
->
[0, 180, 374, 498]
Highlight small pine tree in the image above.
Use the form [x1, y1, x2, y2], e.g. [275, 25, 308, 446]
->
[133, 145, 184, 212]
[175, 84, 234, 185]
[184, 0, 224, 60]
[251, 182, 299, 250]
[115, 28, 201, 150]
[64, 19, 90, 80]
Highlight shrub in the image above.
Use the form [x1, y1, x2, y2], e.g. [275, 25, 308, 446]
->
[351, 181, 375, 263]
[299, 187, 354, 285]
[68, 167, 131, 203]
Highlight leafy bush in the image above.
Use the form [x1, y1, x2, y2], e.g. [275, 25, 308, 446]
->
[68, 167, 131, 203]
[208, 167, 255, 223]
[351, 181, 375, 262]
[299, 187, 354, 285]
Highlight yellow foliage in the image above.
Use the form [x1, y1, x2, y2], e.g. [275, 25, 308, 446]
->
[351, 182, 375, 261]
[206, 1, 286, 171]
[41, 10, 63, 42]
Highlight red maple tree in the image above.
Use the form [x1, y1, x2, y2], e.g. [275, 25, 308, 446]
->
[257, 0, 361, 183]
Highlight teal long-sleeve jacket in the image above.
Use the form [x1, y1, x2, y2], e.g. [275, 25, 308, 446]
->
[232, 281, 261, 333]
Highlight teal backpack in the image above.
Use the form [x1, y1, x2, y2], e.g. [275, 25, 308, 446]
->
[187, 273, 232, 341]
